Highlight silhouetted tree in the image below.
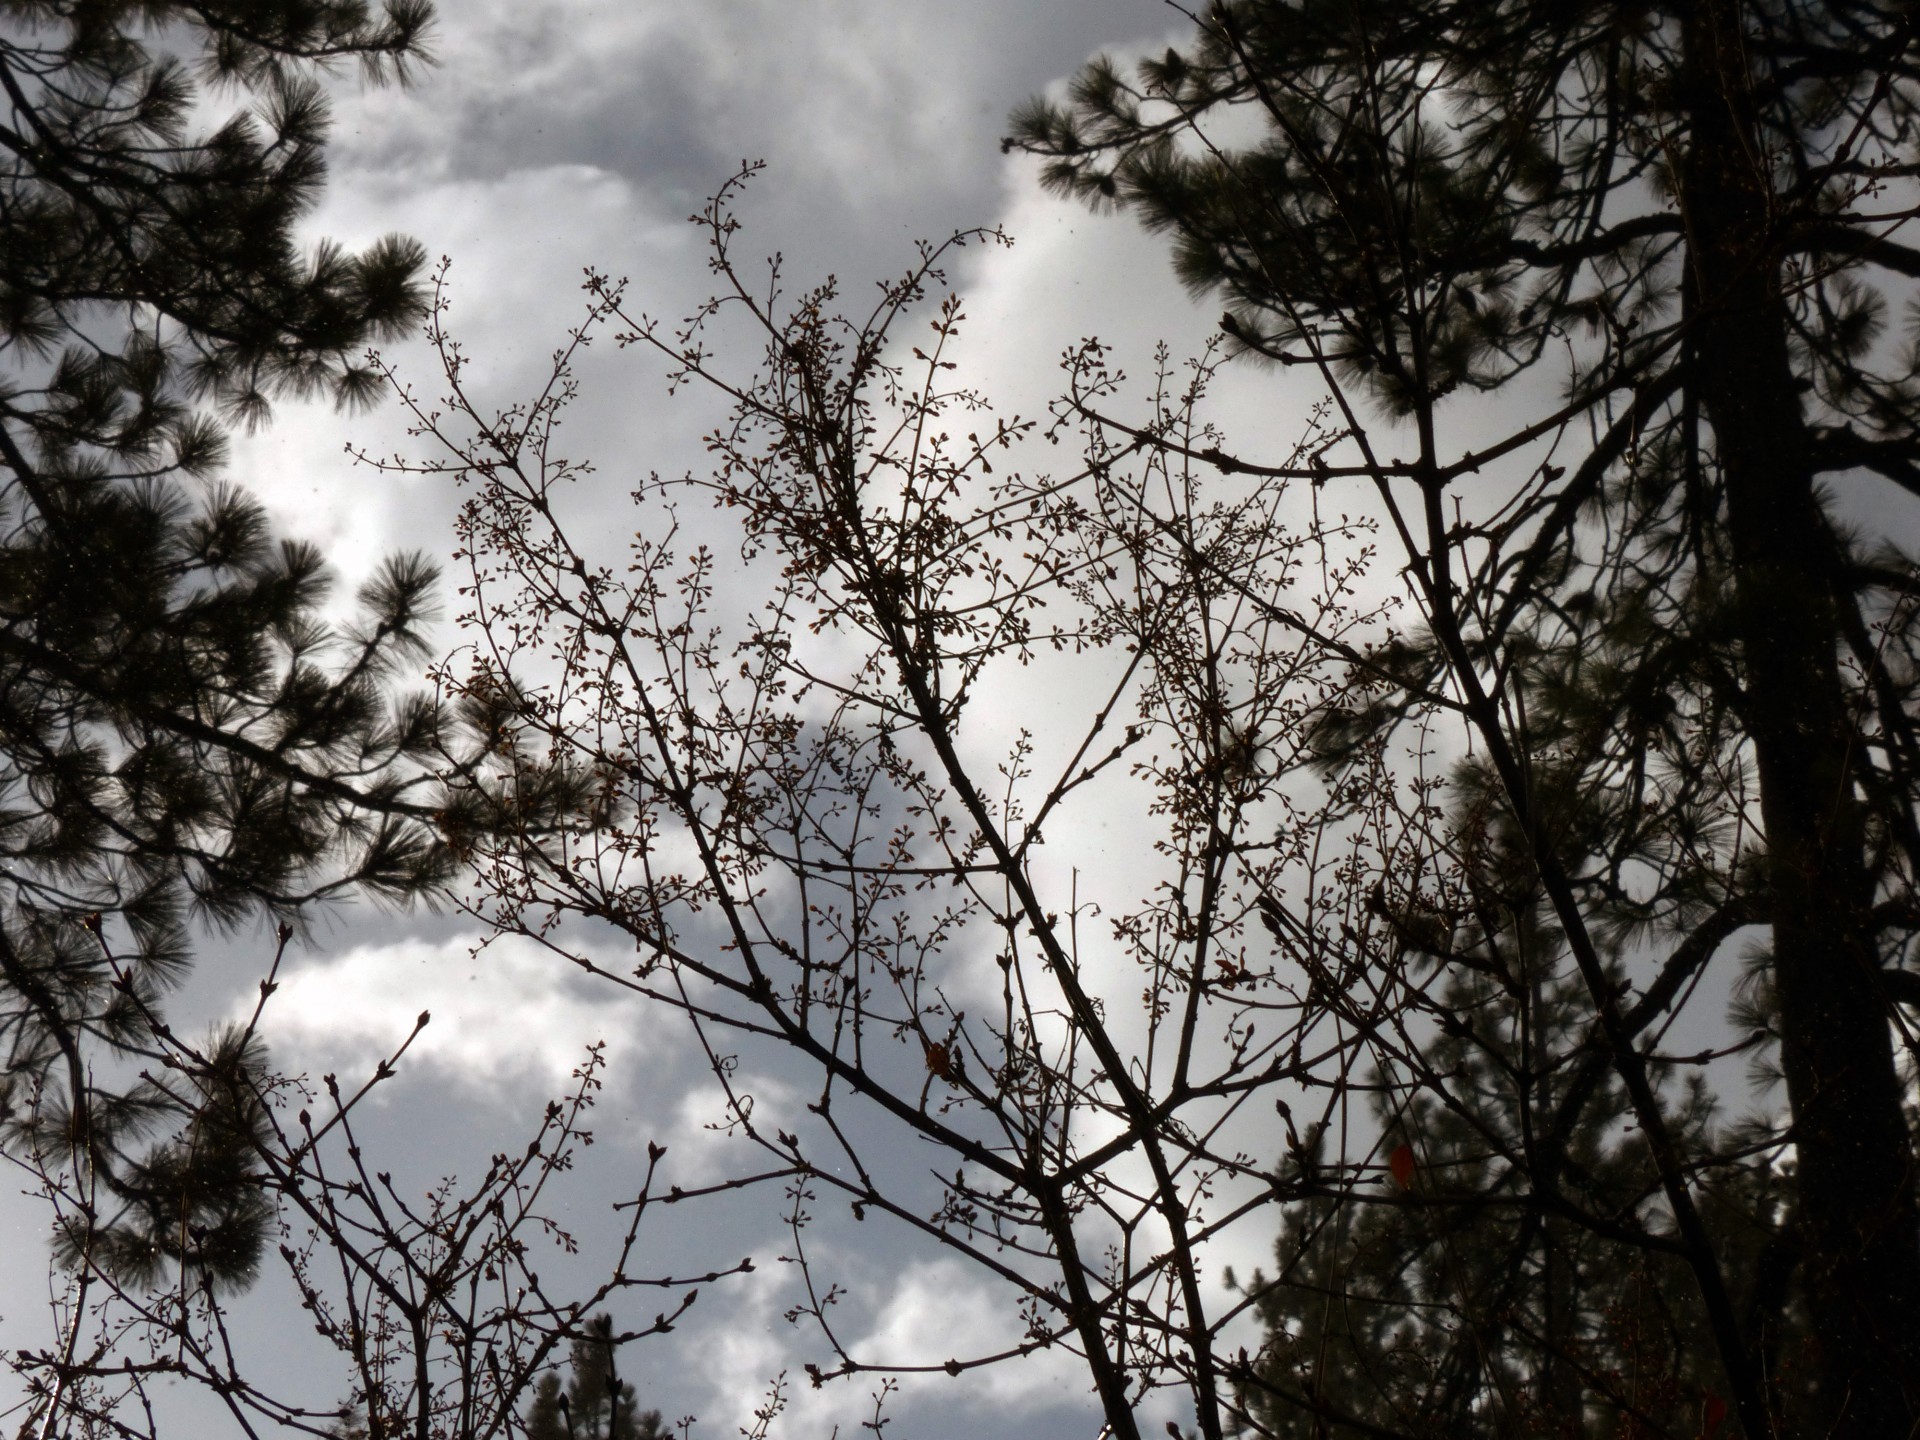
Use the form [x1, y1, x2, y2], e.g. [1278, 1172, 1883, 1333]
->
[523, 1316, 667, 1440]
[1011, 3, 1920, 1434]
[1239, 792, 1807, 1438]
[0, 0, 453, 1298]
[5, 18, 698, 1436]
[380, 168, 1424, 1440]
[13, 1003, 712, 1440]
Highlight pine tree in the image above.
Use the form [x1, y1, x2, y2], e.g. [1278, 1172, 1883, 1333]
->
[1011, 7, 1920, 1430]
[1241, 787, 1808, 1438]
[0, 0, 459, 1293]
[522, 1316, 666, 1440]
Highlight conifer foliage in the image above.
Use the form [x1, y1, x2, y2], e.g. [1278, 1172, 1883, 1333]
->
[0, 0, 449, 1294]
[522, 1316, 668, 1440]
[1011, 2, 1920, 1435]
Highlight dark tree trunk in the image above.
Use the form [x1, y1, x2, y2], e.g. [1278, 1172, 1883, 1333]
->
[1682, 4, 1920, 1432]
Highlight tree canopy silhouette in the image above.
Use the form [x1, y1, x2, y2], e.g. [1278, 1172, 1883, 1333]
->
[1011, 1, 1920, 1434]
[522, 1315, 668, 1440]
[0, 0, 465, 1296]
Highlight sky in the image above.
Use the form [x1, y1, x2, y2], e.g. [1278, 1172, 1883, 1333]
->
[4, 6, 1345, 1440]
[13, 10, 1920, 1440]
[17, 2, 1860, 1435]
[21, 0, 1901, 1433]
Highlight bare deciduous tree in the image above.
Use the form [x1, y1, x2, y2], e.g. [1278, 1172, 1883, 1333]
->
[358, 165, 1754, 1440]
[8, 921, 724, 1440]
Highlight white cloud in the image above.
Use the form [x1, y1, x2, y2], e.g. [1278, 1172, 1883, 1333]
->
[679, 1256, 1099, 1440]
[227, 160, 694, 601]
[249, 930, 649, 1096]
[857, 1258, 1088, 1409]
[660, 1072, 807, 1187]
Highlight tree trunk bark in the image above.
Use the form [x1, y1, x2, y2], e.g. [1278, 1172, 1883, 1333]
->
[1681, 4, 1920, 1432]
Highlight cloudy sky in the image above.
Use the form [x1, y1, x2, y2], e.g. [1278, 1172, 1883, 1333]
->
[36, 2, 1869, 1435]
[3, 7, 1367, 1440]
[14, 9, 1912, 1440]
[232, 0, 1220, 603]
